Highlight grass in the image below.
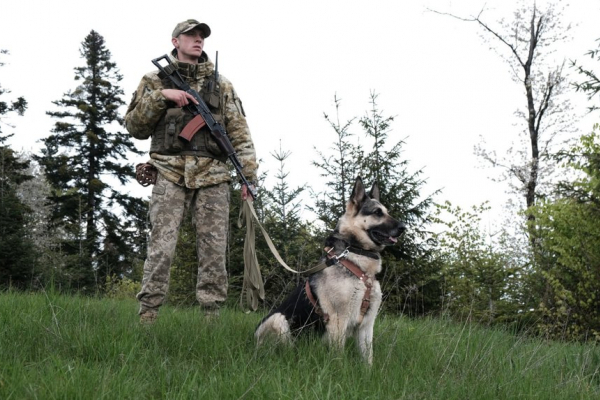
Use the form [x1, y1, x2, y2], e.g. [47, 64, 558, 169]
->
[1, 290, 599, 399]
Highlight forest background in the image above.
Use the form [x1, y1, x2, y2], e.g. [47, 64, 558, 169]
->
[2, 0, 600, 341]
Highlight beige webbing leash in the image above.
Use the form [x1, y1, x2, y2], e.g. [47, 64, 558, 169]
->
[238, 198, 264, 311]
[238, 199, 328, 310]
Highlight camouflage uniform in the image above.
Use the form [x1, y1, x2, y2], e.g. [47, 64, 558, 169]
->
[125, 50, 257, 316]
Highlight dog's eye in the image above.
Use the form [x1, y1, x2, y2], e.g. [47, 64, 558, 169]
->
[375, 208, 384, 217]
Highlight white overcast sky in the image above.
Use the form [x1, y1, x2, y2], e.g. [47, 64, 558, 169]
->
[1, 0, 599, 225]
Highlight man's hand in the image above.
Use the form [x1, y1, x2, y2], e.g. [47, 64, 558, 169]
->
[161, 89, 199, 107]
[241, 184, 256, 201]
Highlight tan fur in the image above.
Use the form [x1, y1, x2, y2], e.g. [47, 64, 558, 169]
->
[312, 246, 383, 364]
[254, 177, 404, 365]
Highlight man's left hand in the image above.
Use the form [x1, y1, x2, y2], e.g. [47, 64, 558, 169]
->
[241, 184, 256, 201]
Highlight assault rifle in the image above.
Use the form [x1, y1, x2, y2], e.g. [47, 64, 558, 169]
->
[152, 53, 257, 200]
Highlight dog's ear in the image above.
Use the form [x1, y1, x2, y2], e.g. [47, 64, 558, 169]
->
[369, 182, 380, 202]
[350, 176, 368, 209]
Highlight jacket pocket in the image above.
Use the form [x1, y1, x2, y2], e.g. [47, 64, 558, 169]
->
[164, 108, 184, 153]
[152, 182, 166, 195]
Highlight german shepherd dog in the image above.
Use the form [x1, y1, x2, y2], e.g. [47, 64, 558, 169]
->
[255, 177, 406, 364]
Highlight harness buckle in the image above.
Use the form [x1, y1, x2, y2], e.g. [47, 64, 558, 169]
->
[335, 248, 350, 261]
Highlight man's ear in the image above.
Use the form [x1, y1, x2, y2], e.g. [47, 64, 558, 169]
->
[171, 37, 179, 48]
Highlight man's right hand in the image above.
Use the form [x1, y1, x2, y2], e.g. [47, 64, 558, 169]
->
[161, 89, 199, 107]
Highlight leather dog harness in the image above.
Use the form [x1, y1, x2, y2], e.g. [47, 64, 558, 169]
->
[305, 246, 375, 324]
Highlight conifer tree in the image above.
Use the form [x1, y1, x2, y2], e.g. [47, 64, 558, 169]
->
[259, 143, 321, 302]
[357, 92, 441, 315]
[309, 94, 361, 229]
[35, 31, 146, 291]
[0, 136, 36, 288]
[0, 50, 27, 123]
[312, 92, 441, 315]
[265, 141, 308, 254]
[571, 39, 600, 113]
[0, 50, 35, 288]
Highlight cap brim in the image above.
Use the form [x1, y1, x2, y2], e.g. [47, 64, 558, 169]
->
[181, 23, 211, 38]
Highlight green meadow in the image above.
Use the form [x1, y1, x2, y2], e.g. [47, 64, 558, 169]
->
[1, 290, 599, 399]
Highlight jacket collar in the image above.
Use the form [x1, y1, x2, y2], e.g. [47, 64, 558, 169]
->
[168, 49, 214, 81]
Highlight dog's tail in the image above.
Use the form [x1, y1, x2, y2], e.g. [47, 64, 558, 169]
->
[255, 313, 291, 346]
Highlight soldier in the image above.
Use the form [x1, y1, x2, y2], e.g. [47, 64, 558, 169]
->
[125, 19, 258, 323]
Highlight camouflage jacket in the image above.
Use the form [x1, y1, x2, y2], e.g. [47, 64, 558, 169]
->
[125, 52, 258, 189]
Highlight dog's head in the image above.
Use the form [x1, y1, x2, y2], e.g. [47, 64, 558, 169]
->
[337, 177, 407, 252]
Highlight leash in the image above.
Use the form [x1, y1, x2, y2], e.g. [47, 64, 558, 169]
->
[238, 198, 264, 311]
[239, 199, 374, 318]
[238, 199, 327, 311]
[241, 199, 328, 275]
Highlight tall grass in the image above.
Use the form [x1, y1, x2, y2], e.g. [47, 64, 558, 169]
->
[1, 289, 599, 399]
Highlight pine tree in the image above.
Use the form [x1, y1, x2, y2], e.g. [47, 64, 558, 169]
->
[35, 30, 146, 292]
[571, 38, 600, 113]
[265, 141, 309, 256]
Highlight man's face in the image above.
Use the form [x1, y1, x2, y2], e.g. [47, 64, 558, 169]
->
[172, 28, 204, 63]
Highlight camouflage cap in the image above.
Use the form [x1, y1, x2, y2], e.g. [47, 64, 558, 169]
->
[172, 19, 211, 38]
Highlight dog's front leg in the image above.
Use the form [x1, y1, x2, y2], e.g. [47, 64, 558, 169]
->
[356, 284, 381, 365]
[356, 320, 374, 365]
[324, 314, 349, 351]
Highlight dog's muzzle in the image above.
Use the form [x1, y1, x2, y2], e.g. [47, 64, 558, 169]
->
[370, 221, 407, 245]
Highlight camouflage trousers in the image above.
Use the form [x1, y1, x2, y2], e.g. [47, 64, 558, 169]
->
[137, 173, 230, 314]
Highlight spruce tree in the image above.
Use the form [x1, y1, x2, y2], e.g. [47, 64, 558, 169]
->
[0, 50, 27, 122]
[36, 31, 146, 292]
[259, 143, 321, 302]
[265, 141, 309, 257]
[357, 92, 441, 315]
[312, 92, 442, 315]
[309, 94, 362, 230]
[0, 136, 36, 288]
[0, 50, 35, 288]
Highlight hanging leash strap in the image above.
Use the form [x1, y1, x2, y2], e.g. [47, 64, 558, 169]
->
[241, 199, 328, 275]
[238, 199, 327, 311]
[238, 198, 264, 311]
